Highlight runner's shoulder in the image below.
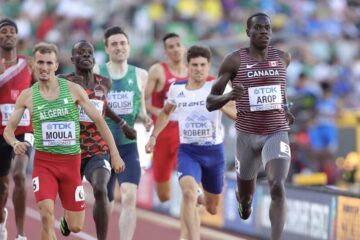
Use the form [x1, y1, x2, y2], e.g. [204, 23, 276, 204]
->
[275, 49, 291, 66]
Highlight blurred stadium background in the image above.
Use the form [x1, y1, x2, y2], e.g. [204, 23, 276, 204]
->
[2, 0, 360, 239]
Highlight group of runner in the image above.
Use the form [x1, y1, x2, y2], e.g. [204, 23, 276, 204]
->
[0, 12, 294, 240]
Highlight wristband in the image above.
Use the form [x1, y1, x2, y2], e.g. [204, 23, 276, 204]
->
[118, 120, 127, 128]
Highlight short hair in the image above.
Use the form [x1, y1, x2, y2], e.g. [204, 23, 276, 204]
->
[162, 33, 180, 43]
[32, 42, 59, 59]
[0, 18, 18, 33]
[162, 33, 180, 48]
[71, 40, 93, 55]
[246, 12, 270, 29]
[186, 45, 211, 63]
[103, 26, 128, 46]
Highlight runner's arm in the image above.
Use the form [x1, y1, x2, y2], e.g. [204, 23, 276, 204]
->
[99, 69, 137, 139]
[72, 83, 125, 173]
[105, 106, 137, 140]
[4, 89, 31, 154]
[145, 102, 176, 153]
[145, 63, 162, 117]
[278, 50, 295, 125]
[206, 52, 241, 111]
[137, 68, 152, 131]
[221, 100, 237, 120]
[150, 102, 175, 137]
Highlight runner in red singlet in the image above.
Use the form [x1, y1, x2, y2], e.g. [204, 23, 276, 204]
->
[145, 33, 190, 239]
[145, 33, 187, 202]
[206, 13, 295, 240]
[0, 18, 34, 240]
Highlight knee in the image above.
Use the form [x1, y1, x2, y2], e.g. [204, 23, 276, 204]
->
[205, 204, 218, 215]
[40, 214, 54, 228]
[41, 214, 54, 227]
[68, 225, 82, 233]
[269, 180, 285, 200]
[92, 183, 108, 201]
[66, 216, 84, 233]
[157, 192, 170, 202]
[13, 172, 26, 186]
[39, 207, 54, 227]
[182, 189, 197, 204]
[121, 191, 136, 207]
[156, 184, 171, 202]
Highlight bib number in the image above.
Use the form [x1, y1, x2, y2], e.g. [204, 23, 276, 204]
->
[42, 121, 76, 146]
[107, 91, 134, 115]
[181, 119, 214, 144]
[78, 99, 104, 122]
[248, 85, 282, 111]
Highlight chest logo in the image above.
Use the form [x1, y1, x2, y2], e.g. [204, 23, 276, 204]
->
[246, 63, 257, 69]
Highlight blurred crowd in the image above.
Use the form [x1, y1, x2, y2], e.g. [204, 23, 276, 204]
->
[2, 0, 360, 185]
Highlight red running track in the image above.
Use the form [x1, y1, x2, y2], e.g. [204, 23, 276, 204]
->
[5, 177, 251, 240]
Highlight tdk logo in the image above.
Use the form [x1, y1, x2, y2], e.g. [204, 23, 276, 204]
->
[47, 123, 72, 130]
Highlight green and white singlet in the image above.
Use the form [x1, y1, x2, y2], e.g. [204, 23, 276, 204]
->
[32, 78, 80, 154]
[99, 64, 141, 145]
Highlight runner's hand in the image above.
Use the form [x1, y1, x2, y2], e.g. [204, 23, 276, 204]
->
[285, 110, 295, 125]
[145, 136, 156, 153]
[229, 84, 245, 100]
[121, 123, 137, 140]
[111, 153, 125, 173]
[143, 116, 153, 132]
[13, 141, 30, 155]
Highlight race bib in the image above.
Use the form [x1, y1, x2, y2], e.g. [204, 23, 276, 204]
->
[32, 176, 39, 192]
[75, 185, 85, 202]
[78, 99, 104, 122]
[248, 85, 282, 111]
[42, 121, 76, 146]
[107, 91, 134, 115]
[181, 117, 215, 144]
[1, 104, 30, 126]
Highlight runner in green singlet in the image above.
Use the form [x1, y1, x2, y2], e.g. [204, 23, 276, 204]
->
[3, 42, 125, 240]
[94, 26, 152, 240]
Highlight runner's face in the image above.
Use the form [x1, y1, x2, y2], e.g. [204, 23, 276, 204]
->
[164, 37, 185, 63]
[34, 52, 58, 82]
[0, 25, 17, 51]
[187, 56, 210, 83]
[72, 42, 95, 70]
[105, 34, 130, 63]
[247, 15, 272, 49]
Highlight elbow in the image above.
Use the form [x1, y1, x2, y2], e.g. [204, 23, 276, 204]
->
[206, 102, 215, 112]
[3, 126, 11, 143]
[3, 127, 8, 139]
[206, 98, 215, 112]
